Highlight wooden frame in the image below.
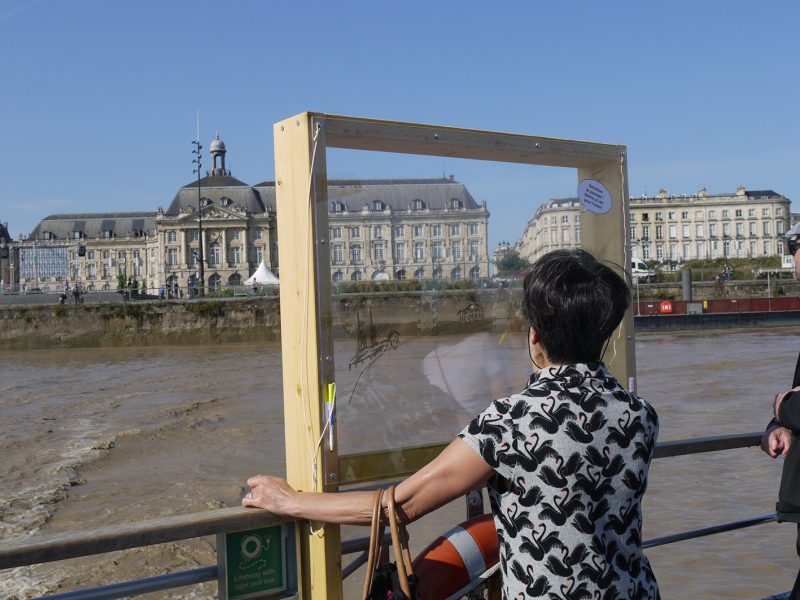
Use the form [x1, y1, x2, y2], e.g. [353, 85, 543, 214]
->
[273, 112, 632, 600]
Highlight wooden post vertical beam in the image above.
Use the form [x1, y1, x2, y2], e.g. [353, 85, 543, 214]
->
[578, 152, 636, 388]
[273, 113, 342, 600]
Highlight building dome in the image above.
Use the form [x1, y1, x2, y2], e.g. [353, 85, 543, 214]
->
[210, 136, 226, 153]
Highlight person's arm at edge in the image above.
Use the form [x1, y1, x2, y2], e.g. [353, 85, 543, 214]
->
[242, 437, 494, 526]
[776, 386, 800, 431]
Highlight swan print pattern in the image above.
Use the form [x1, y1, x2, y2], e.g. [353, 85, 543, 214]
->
[459, 362, 659, 600]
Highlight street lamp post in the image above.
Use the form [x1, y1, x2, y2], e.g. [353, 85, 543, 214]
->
[192, 139, 205, 297]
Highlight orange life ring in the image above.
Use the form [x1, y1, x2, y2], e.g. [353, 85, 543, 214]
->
[659, 300, 673, 314]
[412, 514, 499, 600]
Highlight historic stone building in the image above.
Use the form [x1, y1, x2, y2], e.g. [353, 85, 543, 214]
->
[15, 136, 490, 294]
[0, 221, 12, 287]
[515, 186, 791, 267]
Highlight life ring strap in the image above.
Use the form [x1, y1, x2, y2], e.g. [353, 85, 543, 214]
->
[441, 524, 487, 582]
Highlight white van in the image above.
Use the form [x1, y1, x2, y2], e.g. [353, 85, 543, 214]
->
[631, 259, 656, 283]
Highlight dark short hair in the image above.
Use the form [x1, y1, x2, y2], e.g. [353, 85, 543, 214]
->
[521, 249, 630, 364]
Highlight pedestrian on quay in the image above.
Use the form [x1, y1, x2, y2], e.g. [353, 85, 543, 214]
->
[243, 249, 661, 599]
[761, 221, 800, 598]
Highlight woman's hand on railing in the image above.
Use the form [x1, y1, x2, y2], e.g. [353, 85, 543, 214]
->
[243, 475, 300, 517]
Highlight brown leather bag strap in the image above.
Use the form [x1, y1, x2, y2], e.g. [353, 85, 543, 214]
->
[386, 485, 413, 598]
[362, 488, 385, 600]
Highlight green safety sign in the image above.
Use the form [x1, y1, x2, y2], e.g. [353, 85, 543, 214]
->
[218, 523, 295, 600]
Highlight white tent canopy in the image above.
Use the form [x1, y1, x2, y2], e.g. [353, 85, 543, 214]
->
[244, 261, 280, 285]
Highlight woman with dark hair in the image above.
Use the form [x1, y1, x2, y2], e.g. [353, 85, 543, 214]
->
[244, 249, 660, 599]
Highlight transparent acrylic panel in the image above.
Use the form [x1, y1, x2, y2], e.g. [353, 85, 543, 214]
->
[324, 150, 578, 455]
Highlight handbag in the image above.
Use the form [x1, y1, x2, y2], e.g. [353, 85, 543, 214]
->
[362, 485, 419, 600]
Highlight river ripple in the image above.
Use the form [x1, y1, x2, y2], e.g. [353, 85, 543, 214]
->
[0, 328, 798, 599]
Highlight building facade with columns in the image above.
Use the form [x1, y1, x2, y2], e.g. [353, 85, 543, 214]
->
[514, 186, 791, 267]
[15, 136, 490, 293]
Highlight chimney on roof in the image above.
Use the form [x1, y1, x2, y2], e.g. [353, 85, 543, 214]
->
[736, 185, 746, 197]
[698, 187, 707, 198]
[658, 188, 667, 199]
[449, 174, 455, 182]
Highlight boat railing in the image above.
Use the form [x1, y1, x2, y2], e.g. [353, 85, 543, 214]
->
[0, 431, 778, 599]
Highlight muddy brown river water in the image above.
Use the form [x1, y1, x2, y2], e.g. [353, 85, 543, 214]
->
[1, 327, 798, 599]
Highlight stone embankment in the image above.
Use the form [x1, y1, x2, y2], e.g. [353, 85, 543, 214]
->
[0, 290, 524, 351]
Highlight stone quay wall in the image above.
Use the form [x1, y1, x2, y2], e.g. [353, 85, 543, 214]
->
[0, 290, 524, 351]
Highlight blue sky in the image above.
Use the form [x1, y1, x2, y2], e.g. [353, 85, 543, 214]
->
[1, 1, 798, 253]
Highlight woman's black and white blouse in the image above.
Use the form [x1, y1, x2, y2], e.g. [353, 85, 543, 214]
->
[459, 361, 660, 600]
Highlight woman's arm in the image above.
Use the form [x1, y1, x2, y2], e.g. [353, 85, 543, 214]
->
[242, 437, 494, 525]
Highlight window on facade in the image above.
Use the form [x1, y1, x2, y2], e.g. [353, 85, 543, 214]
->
[642, 225, 649, 240]
[642, 213, 649, 222]
[469, 266, 480, 280]
[167, 231, 177, 243]
[374, 244, 385, 261]
[763, 222, 770, 235]
[167, 249, 178, 266]
[432, 241, 443, 260]
[255, 246, 264, 264]
[374, 226, 383, 239]
[413, 225, 423, 237]
[373, 200, 385, 211]
[468, 223, 479, 235]
[723, 241, 730, 257]
[413, 199, 426, 210]
[682, 243, 690, 260]
[748, 209, 756, 217]
[695, 211, 703, 219]
[352, 226, 361, 239]
[331, 201, 345, 212]
[655, 212, 663, 221]
[332, 271, 343, 282]
[778, 222, 785, 235]
[450, 224, 460, 236]
[433, 267, 443, 280]
[86, 250, 95, 260]
[414, 242, 424, 261]
[735, 209, 742, 217]
[668, 225, 676, 239]
[229, 246, 240, 265]
[722, 223, 730, 236]
[643, 245, 650, 260]
[749, 241, 757, 257]
[252, 229, 262, 240]
[709, 210, 717, 219]
[432, 224, 442, 237]
[696, 243, 704, 259]
[656, 245, 664, 260]
[331, 227, 342, 239]
[630, 227, 636, 241]
[351, 244, 362, 264]
[749, 222, 757, 236]
[669, 244, 677, 261]
[736, 223, 743, 236]
[722, 210, 729, 218]
[763, 208, 770, 217]
[87, 264, 96, 279]
[394, 225, 404, 237]
[210, 244, 220, 265]
[710, 224, 717, 237]
[655, 225, 663, 240]
[777, 207, 783, 216]
[102, 250, 110, 259]
[451, 241, 461, 260]
[574, 215, 580, 223]
[561, 215, 569, 224]
[682, 225, 690, 238]
[333, 245, 343, 264]
[550, 217, 556, 225]
[764, 241, 771, 255]
[668, 212, 676, 220]
[394, 243, 405, 262]
[451, 199, 463, 209]
[562, 229, 570, 242]
[352, 270, 362, 282]
[696, 224, 704, 237]
[118, 250, 126, 260]
[470, 240, 479, 259]
[681, 211, 689, 219]
[576, 228, 581, 243]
